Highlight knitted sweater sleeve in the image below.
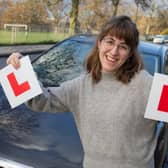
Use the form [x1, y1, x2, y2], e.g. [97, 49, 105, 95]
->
[26, 76, 81, 113]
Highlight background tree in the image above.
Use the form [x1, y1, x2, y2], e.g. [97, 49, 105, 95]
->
[79, 0, 110, 33]
[1, 0, 48, 24]
[144, 1, 156, 35]
[156, 9, 168, 33]
[111, 0, 120, 16]
[0, 0, 167, 36]
[0, 0, 12, 22]
[134, 0, 152, 23]
[108, 0, 152, 19]
[44, 0, 80, 34]
[69, 0, 79, 34]
[0, 0, 12, 13]
[42, 0, 66, 25]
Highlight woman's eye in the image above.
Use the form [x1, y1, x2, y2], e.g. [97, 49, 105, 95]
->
[106, 40, 114, 44]
[120, 45, 128, 50]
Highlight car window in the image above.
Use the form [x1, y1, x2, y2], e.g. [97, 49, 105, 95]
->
[142, 54, 160, 75]
[33, 39, 93, 87]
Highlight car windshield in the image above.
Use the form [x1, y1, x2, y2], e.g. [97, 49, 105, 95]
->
[33, 39, 93, 87]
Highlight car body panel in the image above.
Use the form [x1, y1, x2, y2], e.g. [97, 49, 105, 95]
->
[0, 34, 168, 168]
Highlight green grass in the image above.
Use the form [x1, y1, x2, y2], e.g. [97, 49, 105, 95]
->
[0, 30, 70, 45]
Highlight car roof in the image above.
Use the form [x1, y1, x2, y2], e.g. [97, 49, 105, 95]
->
[139, 41, 166, 56]
[67, 34, 96, 43]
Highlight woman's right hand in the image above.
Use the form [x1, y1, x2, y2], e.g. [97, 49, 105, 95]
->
[6, 52, 23, 69]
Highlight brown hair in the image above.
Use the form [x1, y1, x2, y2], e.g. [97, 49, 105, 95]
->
[85, 15, 144, 84]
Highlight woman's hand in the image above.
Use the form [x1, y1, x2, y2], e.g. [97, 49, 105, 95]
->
[6, 52, 23, 69]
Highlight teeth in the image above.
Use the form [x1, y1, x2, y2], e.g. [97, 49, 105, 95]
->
[106, 56, 116, 62]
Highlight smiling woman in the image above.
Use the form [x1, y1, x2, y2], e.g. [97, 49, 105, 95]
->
[98, 36, 130, 73]
[6, 15, 161, 168]
[86, 15, 143, 84]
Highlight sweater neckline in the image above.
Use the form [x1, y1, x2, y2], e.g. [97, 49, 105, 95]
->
[101, 71, 116, 81]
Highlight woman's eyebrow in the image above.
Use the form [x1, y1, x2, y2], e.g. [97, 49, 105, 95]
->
[108, 37, 127, 44]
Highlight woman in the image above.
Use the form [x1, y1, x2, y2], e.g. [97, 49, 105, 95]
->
[7, 15, 157, 168]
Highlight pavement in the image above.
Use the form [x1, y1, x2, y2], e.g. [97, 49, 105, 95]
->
[0, 44, 54, 57]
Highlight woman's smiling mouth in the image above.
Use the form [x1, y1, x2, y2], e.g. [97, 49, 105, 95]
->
[105, 55, 118, 63]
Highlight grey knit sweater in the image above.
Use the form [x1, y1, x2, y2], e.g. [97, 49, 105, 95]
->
[27, 70, 157, 168]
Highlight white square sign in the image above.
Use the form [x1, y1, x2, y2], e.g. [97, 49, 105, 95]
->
[145, 73, 168, 123]
[0, 56, 42, 108]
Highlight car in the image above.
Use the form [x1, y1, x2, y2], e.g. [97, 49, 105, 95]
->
[145, 34, 155, 41]
[153, 35, 168, 44]
[0, 34, 168, 168]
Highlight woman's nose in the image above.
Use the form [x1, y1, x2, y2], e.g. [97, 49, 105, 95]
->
[109, 45, 119, 55]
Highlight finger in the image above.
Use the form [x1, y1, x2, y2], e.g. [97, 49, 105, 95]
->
[6, 55, 12, 65]
[14, 52, 23, 59]
[7, 52, 22, 64]
[13, 55, 20, 66]
[11, 59, 20, 69]
[7, 53, 23, 69]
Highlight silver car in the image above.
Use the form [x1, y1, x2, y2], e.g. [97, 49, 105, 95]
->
[153, 35, 168, 44]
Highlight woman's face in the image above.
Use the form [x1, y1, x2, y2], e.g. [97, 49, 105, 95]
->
[98, 36, 130, 73]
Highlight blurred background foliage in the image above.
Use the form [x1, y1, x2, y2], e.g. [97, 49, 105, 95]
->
[0, 0, 168, 44]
